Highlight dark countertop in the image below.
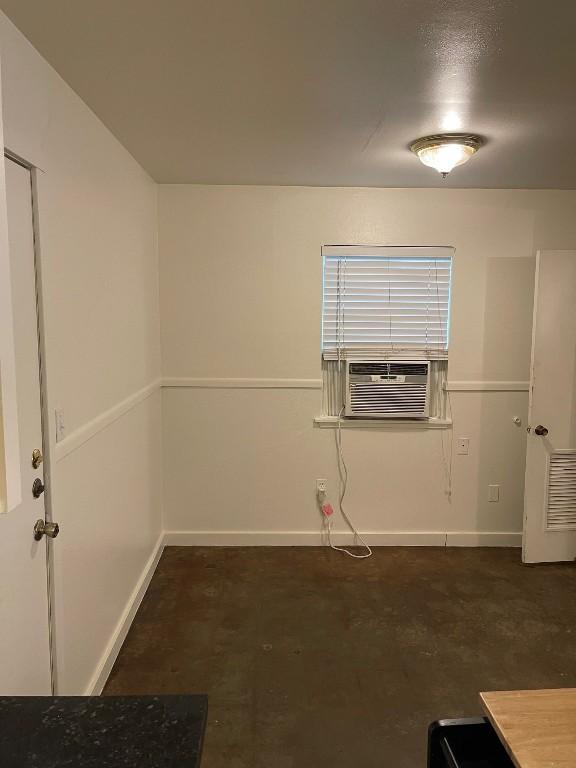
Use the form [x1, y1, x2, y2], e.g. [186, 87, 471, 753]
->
[0, 695, 208, 768]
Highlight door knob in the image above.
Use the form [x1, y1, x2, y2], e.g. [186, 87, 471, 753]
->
[33, 519, 59, 541]
[534, 424, 549, 436]
[32, 478, 45, 498]
[32, 448, 43, 469]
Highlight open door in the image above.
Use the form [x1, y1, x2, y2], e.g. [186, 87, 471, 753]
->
[0, 156, 53, 692]
[523, 250, 576, 563]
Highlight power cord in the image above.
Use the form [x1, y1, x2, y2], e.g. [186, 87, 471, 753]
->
[440, 388, 454, 501]
[318, 407, 372, 559]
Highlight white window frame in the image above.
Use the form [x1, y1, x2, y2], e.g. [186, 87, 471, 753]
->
[319, 245, 454, 427]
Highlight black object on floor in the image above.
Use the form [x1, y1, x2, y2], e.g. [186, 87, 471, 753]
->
[0, 695, 208, 768]
[428, 718, 514, 768]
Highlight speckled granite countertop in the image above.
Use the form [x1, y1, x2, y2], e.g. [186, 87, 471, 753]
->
[0, 695, 208, 768]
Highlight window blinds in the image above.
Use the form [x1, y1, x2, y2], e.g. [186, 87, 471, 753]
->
[322, 246, 453, 360]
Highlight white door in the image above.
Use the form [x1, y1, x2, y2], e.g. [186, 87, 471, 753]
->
[0, 156, 53, 693]
[523, 250, 576, 563]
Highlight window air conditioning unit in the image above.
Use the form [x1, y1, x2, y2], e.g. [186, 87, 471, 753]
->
[345, 361, 430, 418]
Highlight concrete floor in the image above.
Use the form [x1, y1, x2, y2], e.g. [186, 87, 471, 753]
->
[105, 547, 576, 768]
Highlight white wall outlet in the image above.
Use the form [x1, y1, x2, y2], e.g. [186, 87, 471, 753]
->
[456, 437, 469, 455]
[316, 478, 328, 494]
[488, 484, 500, 502]
[55, 408, 66, 442]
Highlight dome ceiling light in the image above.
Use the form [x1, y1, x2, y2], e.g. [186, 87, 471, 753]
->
[410, 133, 485, 178]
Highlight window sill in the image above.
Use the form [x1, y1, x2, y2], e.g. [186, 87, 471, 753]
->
[313, 416, 452, 430]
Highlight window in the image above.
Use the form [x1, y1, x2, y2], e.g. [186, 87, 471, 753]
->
[322, 245, 453, 360]
[320, 245, 453, 422]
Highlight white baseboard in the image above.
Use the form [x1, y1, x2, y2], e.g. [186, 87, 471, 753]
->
[164, 530, 447, 546]
[163, 530, 522, 548]
[84, 533, 164, 696]
[446, 531, 522, 547]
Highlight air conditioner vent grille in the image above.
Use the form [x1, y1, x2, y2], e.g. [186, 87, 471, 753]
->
[346, 360, 430, 418]
[349, 384, 428, 415]
[546, 451, 576, 530]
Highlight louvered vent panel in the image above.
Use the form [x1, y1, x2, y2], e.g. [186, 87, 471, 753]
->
[349, 383, 428, 416]
[346, 360, 429, 418]
[546, 452, 576, 530]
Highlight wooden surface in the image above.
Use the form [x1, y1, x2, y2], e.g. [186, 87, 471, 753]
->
[480, 688, 576, 768]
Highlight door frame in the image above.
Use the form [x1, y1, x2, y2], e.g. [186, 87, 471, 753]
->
[4, 148, 57, 692]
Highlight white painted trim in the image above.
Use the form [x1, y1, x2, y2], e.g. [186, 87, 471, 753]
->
[160, 378, 528, 393]
[322, 244, 454, 259]
[84, 534, 164, 696]
[446, 531, 522, 547]
[164, 531, 447, 546]
[446, 381, 529, 392]
[162, 377, 322, 389]
[54, 378, 161, 462]
[314, 415, 452, 430]
[163, 530, 521, 547]
[0, 152, 22, 513]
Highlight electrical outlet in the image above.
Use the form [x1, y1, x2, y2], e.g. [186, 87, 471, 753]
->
[456, 437, 469, 455]
[55, 408, 66, 442]
[316, 478, 328, 494]
[488, 484, 500, 502]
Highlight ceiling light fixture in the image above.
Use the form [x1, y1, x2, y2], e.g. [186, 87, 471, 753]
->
[410, 133, 484, 178]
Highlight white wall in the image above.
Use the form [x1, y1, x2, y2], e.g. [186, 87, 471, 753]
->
[0, 14, 162, 693]
[159, 185, 576, 545]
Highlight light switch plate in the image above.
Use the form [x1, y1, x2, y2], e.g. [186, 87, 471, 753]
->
[488, 484, 500, 502]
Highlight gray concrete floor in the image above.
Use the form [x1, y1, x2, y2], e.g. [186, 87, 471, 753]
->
[104, 547, 576, 768]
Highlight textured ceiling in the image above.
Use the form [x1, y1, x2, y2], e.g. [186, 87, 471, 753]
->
[1, 0, 576, 187]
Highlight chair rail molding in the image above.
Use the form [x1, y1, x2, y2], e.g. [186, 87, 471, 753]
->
[445, 381, 529, 392]
[162, 377, 323, 389]
[54, 378, 162, 462]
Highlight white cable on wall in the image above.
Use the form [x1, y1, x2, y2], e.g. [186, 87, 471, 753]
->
[331, 406, 373, 558]
[440, 389, 454, 501]
[319, 264, 373, 559]
[318, 404, 373, 559]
